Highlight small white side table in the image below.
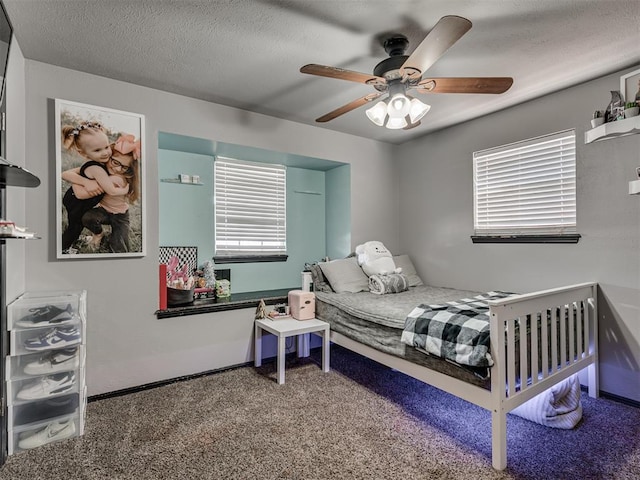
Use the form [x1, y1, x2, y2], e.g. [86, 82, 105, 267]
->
[254, 317, 330, 384]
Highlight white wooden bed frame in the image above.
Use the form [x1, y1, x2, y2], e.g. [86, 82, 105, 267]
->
[327, 282, 599, 470]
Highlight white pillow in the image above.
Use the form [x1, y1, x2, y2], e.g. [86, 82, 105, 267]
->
[319, 257, 369, 293]
[393, 254, 424, 287]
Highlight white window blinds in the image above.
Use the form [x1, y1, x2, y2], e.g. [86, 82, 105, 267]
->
[214, 157, 286, 256]
[473, 130, 576, 236]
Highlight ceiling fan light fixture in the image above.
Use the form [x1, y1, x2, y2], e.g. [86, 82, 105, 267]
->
[409, 98, 430, 123]
[386, 116, 408, 130]
[365, 101, 388, 126]
[301, 16, 513, 132]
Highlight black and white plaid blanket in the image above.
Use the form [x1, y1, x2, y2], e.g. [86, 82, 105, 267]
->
[400, 291, 514, 368]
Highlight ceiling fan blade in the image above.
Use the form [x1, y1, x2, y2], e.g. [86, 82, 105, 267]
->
[413, 77, 513, 94]
[401, 16, 472, 76]
[301, 64, 386, 87]
[315, 92, 383, 122]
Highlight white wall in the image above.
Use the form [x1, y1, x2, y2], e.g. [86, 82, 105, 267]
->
[397, 69, 640, 402]
[10, 59, 398, 396]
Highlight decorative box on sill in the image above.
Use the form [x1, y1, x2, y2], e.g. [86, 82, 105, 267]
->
[194, 287, 215, 300]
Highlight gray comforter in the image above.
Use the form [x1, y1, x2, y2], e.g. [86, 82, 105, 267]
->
[314, 285, 481, 330]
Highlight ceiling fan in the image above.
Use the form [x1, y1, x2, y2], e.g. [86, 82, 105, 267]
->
[300, 15, 513, 130]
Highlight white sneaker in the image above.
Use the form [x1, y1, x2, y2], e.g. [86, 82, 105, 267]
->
[23, 348, 80, 375]
[23, 326, 81, 351]
[17, 372, 76, 400]
[18, 419, 76, 450]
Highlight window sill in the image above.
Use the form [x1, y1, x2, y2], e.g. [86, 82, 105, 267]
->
[213, 254, 288, 264]
[471, 234, 581, 244]
[155, 288, 295, 319]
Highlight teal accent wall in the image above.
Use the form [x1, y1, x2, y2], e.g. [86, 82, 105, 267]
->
[158, 143, 344, 293]
[326, 164, 351, 259]
[158, 151, 215, 262]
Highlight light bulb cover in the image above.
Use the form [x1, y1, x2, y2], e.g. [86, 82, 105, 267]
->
[409, 98, 431, 123]
[365, 100, 388, 126]
[386, 116, 408, 129]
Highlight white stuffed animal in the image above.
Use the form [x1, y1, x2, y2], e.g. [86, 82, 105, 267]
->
[355, 241, 401, 277]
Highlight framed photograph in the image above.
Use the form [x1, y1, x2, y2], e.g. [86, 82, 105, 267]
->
[620, 68, 640, 104]
[55, 99, 146, 259]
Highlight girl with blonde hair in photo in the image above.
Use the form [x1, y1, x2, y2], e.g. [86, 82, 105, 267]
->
[60, 122, 128, 252]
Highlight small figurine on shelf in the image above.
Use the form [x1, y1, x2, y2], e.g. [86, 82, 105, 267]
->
[166, 256, 193, 290]
[624, 102, 639, 119]
[216, 279, 231, 298]
[203, 261, 216, 289]
[191, 268, 215, 299]
[591, 110, 604, 128]
[255, 299, 267, 319]
[605, 91, 624, 122]
[267, 303, 291, 319]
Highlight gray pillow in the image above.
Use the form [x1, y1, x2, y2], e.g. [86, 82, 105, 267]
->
[319, 257, 369, 293]
[393, 254, 424, 287]
[309, 264, 333, 293]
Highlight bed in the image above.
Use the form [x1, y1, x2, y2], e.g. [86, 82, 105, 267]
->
[310, 256, 598, 470]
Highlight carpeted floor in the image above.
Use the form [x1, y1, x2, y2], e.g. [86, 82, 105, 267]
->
[1, 345, 638, 480]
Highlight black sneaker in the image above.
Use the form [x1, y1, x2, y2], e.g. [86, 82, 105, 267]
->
[16, 304, 74, 328]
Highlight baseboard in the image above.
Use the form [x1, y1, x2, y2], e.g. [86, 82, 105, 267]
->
[599, 389, 640, 408]
[87, 351, 309, 402]
[88, 361, 253, 402]
[580, 385, 639, 408]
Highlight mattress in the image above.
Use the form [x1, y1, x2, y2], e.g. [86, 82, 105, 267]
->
[315, 285, 492, 389]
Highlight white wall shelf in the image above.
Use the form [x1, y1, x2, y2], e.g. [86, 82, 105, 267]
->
[629, 179, 640, 195]
[160, 178, 203, 186]
[584, 116, 640, 144]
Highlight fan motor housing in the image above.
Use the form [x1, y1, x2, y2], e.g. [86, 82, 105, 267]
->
[373, 35, 422, 87]
[373, 55, 408, 79]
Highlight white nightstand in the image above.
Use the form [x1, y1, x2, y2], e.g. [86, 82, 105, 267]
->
[254, 318, 330, 384]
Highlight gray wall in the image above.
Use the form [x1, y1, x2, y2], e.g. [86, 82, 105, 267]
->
[7, 57, 398, 396]
[397, 69, 640, 402]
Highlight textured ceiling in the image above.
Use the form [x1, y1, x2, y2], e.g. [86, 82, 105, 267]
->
[4, 0, 640, 144]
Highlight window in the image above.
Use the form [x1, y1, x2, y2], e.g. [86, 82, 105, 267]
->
[214, 157, 287, 262]
[472, 130, 579, 243]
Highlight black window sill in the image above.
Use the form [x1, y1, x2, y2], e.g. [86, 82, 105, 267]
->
[155, 288, 296, 319]
[471, 234, 581, 244]
[213, 254, 288, 264]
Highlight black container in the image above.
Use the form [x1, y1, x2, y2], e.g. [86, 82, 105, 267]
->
[167, 287, 194, 306]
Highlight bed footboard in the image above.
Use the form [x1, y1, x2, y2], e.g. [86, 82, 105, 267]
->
[487, 282, 598, 470]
